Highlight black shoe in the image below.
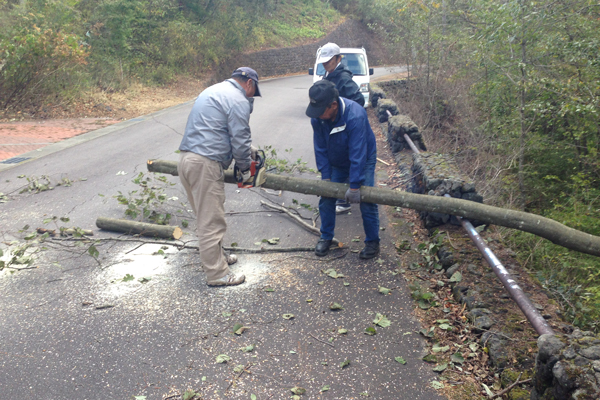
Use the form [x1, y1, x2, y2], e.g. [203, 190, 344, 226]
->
[359, 242, 380, 259]
[315, 239, 333, 257]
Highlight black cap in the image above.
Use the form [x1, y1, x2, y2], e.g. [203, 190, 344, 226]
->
[306, 80, 338, 118]
[231, 67, 261, 97]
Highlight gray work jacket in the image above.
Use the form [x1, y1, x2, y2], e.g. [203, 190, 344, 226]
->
[179, 78, 253, 171]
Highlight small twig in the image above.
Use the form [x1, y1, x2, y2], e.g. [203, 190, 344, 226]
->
[249, 315, 278, 325]
[28, 294, 67, 309]
[260, 200, 340, 246]
[442, 230, 458, 249]
[225, 210, 278, 216]
[268, 250, 347, 263]
[54, 236, 316, 254]
[377, 157, 391, 166]
[245, 371, 294, 387]
[260, 188, 282, 196]
[309, 332, 335, 348]
[125, 243, 146, 254]
[162, 393, 181, 400]
[223, 246, 315, 253]
[53, 236, 193, 249]
[225, 362, 252, 393]
[489, 373, 531, 399]
[4, 265, 37, 270]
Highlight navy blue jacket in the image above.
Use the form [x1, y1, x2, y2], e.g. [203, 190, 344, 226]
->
[324, 64, 365, 107]
[311, 97, 377, 189]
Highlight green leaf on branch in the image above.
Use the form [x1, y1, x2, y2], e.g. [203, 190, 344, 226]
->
[88, 245, 99, 259]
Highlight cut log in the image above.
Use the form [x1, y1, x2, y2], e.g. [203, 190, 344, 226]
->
[147, 159, 600, 257]
[96, 217, 183, 240]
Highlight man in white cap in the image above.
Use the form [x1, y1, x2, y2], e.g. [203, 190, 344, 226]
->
[317, 42, 365, 214]
[178, 67, 261, 286]
[318, 42, 365, 107]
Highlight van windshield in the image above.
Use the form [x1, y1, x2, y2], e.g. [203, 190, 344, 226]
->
[316, 53, 367, 76]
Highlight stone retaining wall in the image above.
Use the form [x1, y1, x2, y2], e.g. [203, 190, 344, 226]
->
[533, 331, 600, 399]
[374, 85, 482, 229]
[214, 19, 390, 82]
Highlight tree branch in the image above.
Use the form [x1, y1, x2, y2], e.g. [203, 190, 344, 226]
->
[148, 159, 600, 257]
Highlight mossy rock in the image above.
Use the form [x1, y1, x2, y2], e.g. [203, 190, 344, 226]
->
[508, 387, 530, 400]
[501, 368, 532, 388]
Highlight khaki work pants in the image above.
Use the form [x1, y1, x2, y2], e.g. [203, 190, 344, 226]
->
[178, 151, 230, 281]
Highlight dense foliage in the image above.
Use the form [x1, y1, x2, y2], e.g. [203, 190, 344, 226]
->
[0, 0, 338, 108]
[337, 0, 600, 331]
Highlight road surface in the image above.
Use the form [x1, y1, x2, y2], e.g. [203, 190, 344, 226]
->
[0, 66, 445, 400]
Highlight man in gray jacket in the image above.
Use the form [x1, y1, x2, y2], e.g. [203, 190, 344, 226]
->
[178, 67, 261, 286]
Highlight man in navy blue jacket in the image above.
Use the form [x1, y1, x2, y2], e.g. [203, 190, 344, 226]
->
[317, 42, 365, 215]
[306, 80, 380, 259]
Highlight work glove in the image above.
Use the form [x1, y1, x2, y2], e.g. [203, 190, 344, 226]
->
[236, 168, 253, 185]
[250, 145, 258, 161]
[345, 188, 361, 204]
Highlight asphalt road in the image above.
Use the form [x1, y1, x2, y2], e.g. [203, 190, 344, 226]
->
[0, 67, 445, 399]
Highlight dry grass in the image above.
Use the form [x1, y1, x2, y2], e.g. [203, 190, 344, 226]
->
[0, 75, 212, 122]
[383, 71, 520, 208]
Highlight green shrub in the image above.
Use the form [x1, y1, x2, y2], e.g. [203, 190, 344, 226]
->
[0, 12, 88, 109]
[507, 188, 600, 332]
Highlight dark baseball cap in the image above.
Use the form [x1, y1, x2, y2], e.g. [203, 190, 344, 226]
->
[306, 80, 338, 118]
[232, 67, 261, 97]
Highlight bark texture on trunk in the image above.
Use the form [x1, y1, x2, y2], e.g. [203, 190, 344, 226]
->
[147, 159, 600, 257]
[96, 216, 183, 240]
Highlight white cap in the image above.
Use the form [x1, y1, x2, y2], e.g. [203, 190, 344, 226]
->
[317, 43, 341, 64]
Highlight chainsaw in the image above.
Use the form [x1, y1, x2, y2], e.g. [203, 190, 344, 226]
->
[234, 149, 266, 188]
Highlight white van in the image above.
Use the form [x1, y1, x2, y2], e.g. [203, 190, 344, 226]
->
[308, 46, 374, 106]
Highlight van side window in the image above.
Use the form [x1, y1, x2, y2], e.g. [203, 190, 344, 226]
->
[342, 54, 367, 75]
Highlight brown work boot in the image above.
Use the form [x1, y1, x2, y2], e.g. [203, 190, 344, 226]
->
[207, 273, 245, 287]
[226, 254, 238, 265]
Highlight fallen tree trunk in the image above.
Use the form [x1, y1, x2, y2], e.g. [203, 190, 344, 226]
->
[147, 159, 600, 257]
[96, 216, 183, 240]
